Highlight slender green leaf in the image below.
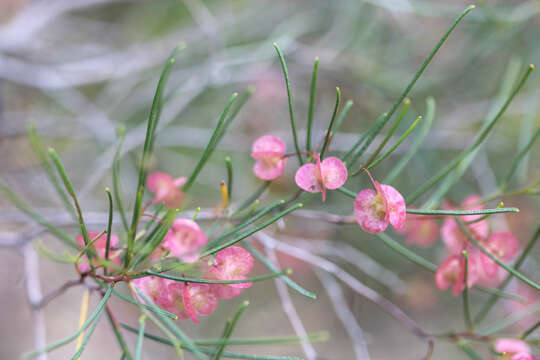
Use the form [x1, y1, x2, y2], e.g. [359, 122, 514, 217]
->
[273, 43, 303, 165]
[183, 93, 238, 192]
[135, 315, 147, 360]
[385, 97, 435, 184]
[215, 301, 249, 360]
[320, 87, 341, 158]
[306, 57, 319, 152]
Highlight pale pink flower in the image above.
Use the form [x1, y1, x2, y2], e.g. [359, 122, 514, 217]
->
[486, 232, 520, 261]
[354, 172, 406, 234]
[441, 195, 489, 254]
[146, 172, 186, 208]
[494, 338, 531, 360]
[207, 246, 254, 299]
[295, 155, 347, 201]
[251, 135, 288, 180]
[164, 219, 207, 263]
[435, 253, 479, 296]
[132, 276, 170, 310]
[76, 231, 120, 272]
[398, 215, 439, 247]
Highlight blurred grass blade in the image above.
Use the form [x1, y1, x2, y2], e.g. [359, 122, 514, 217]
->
[24, 285, 114, 359]
[364, 98, 410, 168]
[244, 242, 316, 299]
[320, 87, 341, 158]
[478, 301, 540, 336]
[183, 93, 239, 192]
[420, 58, 524, 209]
[306, 57, 319, 152]
[104, 306, 133, 360]
[214, 301, 249, 360]
[499, 126, 540, 192]
[407, 64, 535, 205]
[365, 115, 422, 170]
[0, 181, 77, 248]
[385, 97, 435, 184]
[346, 5, 475, 168]
[273, 43, 303, 165]
[27, 123, 75, 220]
[128, 46, 181, 265]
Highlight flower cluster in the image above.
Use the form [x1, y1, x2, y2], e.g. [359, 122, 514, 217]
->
[435, 195, 520, 295]
[134, 245, 254, 323]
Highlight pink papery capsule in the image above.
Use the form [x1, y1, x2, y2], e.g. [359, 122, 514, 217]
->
[494, 338, 531, 360]
[251, 135, 288, 180]
[441, 195, 489, 254]
[132, 276, 168, 308]
[353, 172, 406, 234]
[76, 231, 120, 272]
[146, 172, 187, 208]
[397, 215, 439, 247]
[435, 253, 478, 296]
[294, 154, 347, 202]
[164, 219, 207, 263]
[207, 246, 254, 299]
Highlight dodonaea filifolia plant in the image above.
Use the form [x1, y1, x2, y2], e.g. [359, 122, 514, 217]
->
[1, 4, 539, 360]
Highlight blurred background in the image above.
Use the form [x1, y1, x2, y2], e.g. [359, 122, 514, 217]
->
[0, 0, 539, 359]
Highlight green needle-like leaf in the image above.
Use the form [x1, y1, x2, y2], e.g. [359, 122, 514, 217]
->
[385, 97, 435, 184]
[144, 269, 290, 284]
[273, 43, 303, 165]
[320, 87, 341, 159]
[462, 250, 473, 331]
[183, 93, 238, 192]
[128, 46, 182, 267]
[306, 57, 319, 152]
[333, 100, 353, 135]
[365, 115, 422, 171]
[49, 148, 90, 247]
[364, 98, 410, 168]
[214, 301, 249, 360]
[346, 5, 475, 168]
[27, 123, 75, 220]
[112, 128, 129, 233]
[201, 203, 303, 256]
[135, 315, 147, 360]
